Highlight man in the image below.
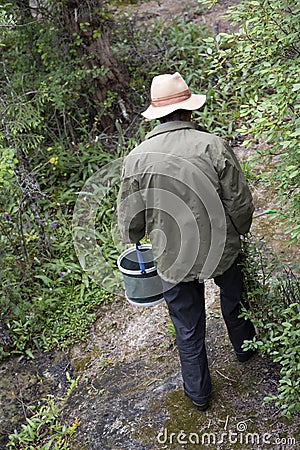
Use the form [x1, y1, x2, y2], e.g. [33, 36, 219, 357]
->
[117, 72, 256, 411]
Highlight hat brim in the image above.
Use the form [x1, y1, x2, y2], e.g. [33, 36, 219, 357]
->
[141, 94, 206, 120]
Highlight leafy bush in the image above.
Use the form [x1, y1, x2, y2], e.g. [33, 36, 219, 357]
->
[116, 15, 235, 136]
[6, 375, 79, 449]
[241, 235, 300, 417]
[0, 0, 148, 360]
[0, 142, 122, 360]
[200, 0, 300, 241]
[0, 1, 134, 359]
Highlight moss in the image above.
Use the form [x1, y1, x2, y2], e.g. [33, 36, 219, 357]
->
[134, 363, 275, 449]
[71, 345, 112, 372]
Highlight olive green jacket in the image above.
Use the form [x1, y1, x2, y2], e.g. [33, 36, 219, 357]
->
[117, 121, 254, 282]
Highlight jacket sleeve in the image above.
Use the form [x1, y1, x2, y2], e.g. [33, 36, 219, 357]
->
[117, 167, 146, 244]
[217, 142, 254, 235]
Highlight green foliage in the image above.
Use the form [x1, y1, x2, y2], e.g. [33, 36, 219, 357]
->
[0, 144, 120, 360]
[116, 17, 230, 134]
[6, 374, 80, 449]
[0, 4, 112, 147]
[166, 321, 176, 339]
[0, 148, 18, 187]
[0, 25, 139, 358]
[241, 235, 300, 417]
[0, 0, 132, 358]
[230, 0, 300, 242]
[199, 0, 300, 241]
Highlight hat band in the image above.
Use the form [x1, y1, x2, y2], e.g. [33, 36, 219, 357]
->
[151, 89, 191, 108]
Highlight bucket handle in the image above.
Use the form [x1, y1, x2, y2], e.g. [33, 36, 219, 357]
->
[136, 242, 146, 274]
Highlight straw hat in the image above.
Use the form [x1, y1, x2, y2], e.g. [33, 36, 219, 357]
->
[141, 72, 206, 120]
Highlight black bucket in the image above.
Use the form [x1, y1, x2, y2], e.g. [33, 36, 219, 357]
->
[117, 244, 164, 307]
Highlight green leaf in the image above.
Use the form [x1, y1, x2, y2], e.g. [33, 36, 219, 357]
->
[25, 349, 35, 359]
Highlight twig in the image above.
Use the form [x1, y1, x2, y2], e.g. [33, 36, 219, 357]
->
[16, 396, 28, 419]
[0, 20, 39, 28]
[15, 376, 28, 420]
[216, 370, 237, 383]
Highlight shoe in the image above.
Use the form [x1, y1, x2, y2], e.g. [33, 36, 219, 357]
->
[236, 349, 257, 362]
[192, 400, 210, 411]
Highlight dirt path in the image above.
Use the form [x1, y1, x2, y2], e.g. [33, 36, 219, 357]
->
[2, 292, 298, 449]
[130, 0, 241, 33]
[62, 294, 299, 450]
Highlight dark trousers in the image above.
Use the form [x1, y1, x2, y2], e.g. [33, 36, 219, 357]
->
[162, 257, 256, 403]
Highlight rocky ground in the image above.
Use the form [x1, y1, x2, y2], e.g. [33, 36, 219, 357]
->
[63, 283, 299, 450]
[131, 0, 241, 32]
[2, 290, 299, 449]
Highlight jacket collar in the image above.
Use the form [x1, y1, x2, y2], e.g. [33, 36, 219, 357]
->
[145, 121, 197, 140]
